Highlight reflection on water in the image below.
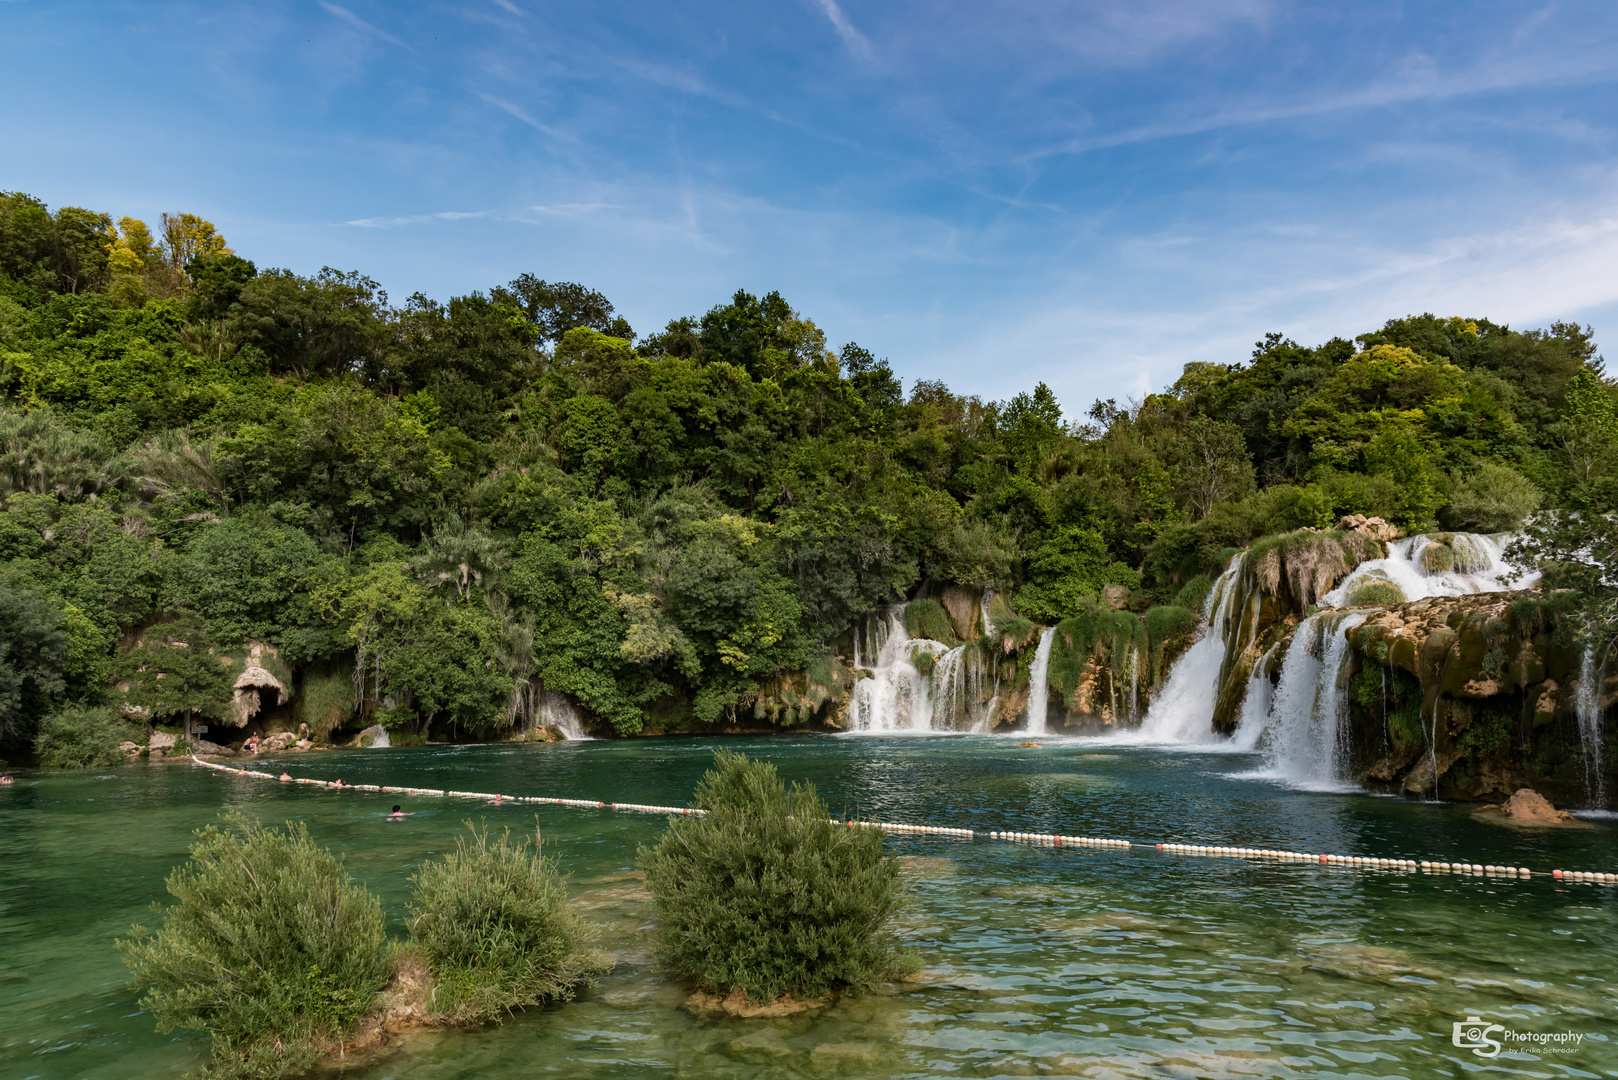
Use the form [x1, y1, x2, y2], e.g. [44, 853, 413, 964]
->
[3, 735, 1617, 1079]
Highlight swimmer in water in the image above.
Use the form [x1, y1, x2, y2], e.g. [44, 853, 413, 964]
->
[0, 773, 12, 785]
[388, 805, 408, 819]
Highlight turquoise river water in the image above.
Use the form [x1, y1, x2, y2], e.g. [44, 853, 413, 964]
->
[3, 735, 1616, 1079]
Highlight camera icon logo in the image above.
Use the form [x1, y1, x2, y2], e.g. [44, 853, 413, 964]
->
[1453, 1017, 1504, 1057]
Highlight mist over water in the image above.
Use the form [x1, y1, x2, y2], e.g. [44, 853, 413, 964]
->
[4, 738, 1616, 1079]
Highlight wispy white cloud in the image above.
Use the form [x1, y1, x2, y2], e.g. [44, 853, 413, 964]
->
[528, 202, 624, 218]
[1021, 44, 1617, 162]
[490, 0, 522, 15]
[477, 92, 566, 137]
[317, 2, 407, 48]
[340, 211, 494, 228]
[810, 0, 871, 57]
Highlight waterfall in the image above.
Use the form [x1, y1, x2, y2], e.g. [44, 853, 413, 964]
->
[1577, 638, 1607, 805]
[1127, 555, 1246, 744]
[1228, 641, 1282, 752]
[539, 690, 589, 740]
[1324, 532, 1535, 606]
[848, 609, 944, 732]
[1024, 627, 1056, 735]
[1238, 611, 1366, 790]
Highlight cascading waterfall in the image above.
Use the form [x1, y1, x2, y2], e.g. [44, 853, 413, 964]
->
[1228, 641, 1282, 753]
[1577, 637, 1607, 805]
[1324, 532, 1536, 606]
[1127, 555, 1247, 744]
[539, 690, 589, 740]
[1238, 611, 1366, 790]
[1024, 627, 1056, 735]
[848, 609, 945, 732]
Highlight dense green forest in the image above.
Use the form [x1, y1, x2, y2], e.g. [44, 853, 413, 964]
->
[1, 190, 1615, 760]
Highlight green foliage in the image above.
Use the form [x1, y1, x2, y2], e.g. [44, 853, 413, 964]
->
[0, 187, 1608, 737]
[408, 823, 608, 1024]
[1015, 525, 1138, 622]
[34, 702, 132, 767]
[1348, 578, 1407, 607]
[639, 750, 911, 1003]
[1049, 603, 1147, 703]
[1507, 510, 1618, 658]
[294, 663, 354, 739]
[0, 582, 68, 753]
[118, 616, 235, 724]
[1143, 604, 1198, 647]
[166, 510, 332, 652]
[118, 817, 391, 1080]
[1446, 460, 1542, 532]
[1420, 543, 1454, 574]
[904, 598, 957, 645]
[932, 518, 1020, 589]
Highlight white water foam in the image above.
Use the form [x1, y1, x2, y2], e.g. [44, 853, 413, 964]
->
[1113, 555, 1246, 746]
[540, 690, 591, 740]
[848, 608, 946, 733]
[1576, 638, 1607, 806]
[1232, 611, 1366, 791]
[1024, 627, 1056, 735]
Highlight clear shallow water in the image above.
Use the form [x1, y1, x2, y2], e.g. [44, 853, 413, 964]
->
[4, 735, 1618, 1079]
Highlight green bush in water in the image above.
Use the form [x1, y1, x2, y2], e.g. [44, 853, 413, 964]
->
[1420, 542, 1455, 574]
[640, 750, 913, 1003]
[35, 703, 133, 767]
[409, 823, 608, 1024]
[118, 816, 391, 1080]
[903, 598, 957, 646]
[1347, 578, 1407, 607]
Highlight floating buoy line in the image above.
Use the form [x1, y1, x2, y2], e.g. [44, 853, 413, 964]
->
[191, 758, 1614, 885]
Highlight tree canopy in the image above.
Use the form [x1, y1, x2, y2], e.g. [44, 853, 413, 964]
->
[1, 188, 1612, 756]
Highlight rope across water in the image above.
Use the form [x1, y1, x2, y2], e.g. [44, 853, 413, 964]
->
[190, 757, 1616, 885]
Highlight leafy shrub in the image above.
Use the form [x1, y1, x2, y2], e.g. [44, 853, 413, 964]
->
[1447, 461, 1542, 533]
[1016, 525, 1139, 622]
[35, 703, 132, 767]
[1172, 574, 1212, 613]
[408, 823, 608, 1024]
[995, 614, 1036, 653]
[1347, 579, 1406, 607]
[1048, 604, 1146, 703]
[931, 519, 1020, 590]
[294, 663, 354, 739]
[640, 750, 911, 1003]
[903, 598, 957, 646]
[1420, 542, 1455, 574]
[118, 817, 391, 1080]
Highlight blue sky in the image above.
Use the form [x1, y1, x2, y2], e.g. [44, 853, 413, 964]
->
[4, 1, 1617, 414]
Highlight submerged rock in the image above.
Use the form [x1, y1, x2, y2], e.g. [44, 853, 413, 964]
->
[809, 1041, 885, 1072]
[1474, 787, 1585, 826]
[685, 988, 829, 1019]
